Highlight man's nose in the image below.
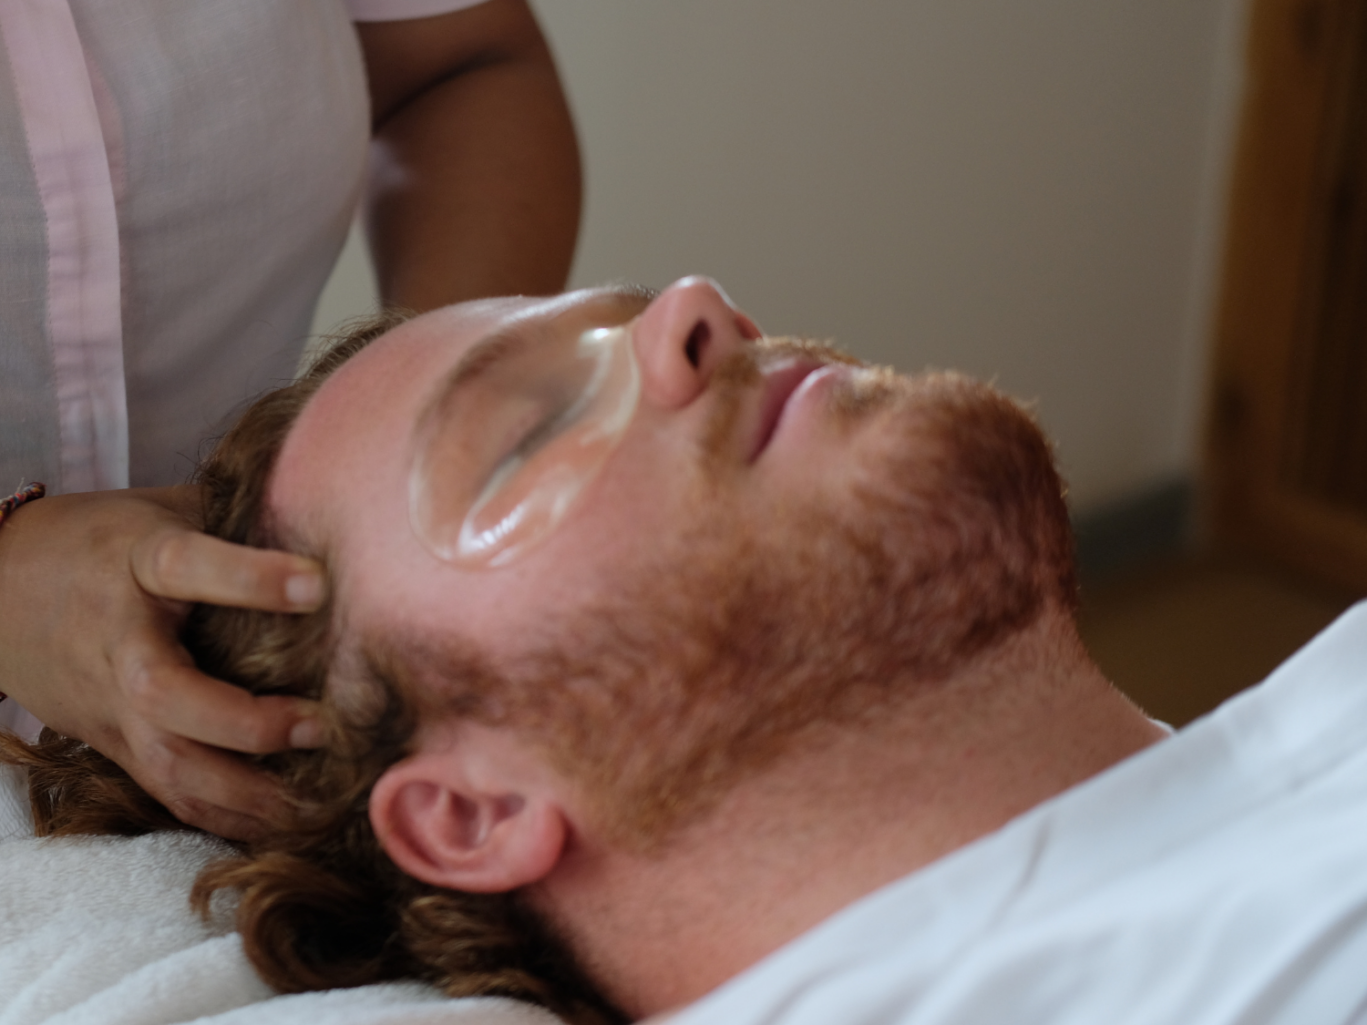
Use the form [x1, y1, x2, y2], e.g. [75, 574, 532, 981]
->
[633, 276, 762, 409]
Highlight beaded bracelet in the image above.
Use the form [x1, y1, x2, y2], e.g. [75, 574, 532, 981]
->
[0, 481, 44, 528]
[0, 482, 44, 703]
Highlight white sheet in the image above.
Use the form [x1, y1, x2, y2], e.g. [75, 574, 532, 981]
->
[662, 601, 1367, 1025]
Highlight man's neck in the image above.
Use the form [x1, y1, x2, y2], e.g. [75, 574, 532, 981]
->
[531, 619, 1167, 1019]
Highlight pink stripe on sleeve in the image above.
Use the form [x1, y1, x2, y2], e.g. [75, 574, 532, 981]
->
[0, 0, 128, 494]
[0, 697, 43, 745]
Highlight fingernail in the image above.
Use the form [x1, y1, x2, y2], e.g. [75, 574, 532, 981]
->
[289, 717, 326, 748]
[285, 573, 325, 609]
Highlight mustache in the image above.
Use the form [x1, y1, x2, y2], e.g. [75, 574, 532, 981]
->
[700, 337, 867, 466]
[722, 336, 865, 381]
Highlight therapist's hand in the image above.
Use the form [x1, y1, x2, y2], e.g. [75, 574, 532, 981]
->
[0, 485, 326, 841]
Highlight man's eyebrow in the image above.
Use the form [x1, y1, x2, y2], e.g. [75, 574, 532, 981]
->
[451, 287, 650, 389]
[446, 331, 535, 392]
[420, 286, 654, 427]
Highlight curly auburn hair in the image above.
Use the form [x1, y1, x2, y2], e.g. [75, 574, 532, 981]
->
[0, 316, 623, 1025]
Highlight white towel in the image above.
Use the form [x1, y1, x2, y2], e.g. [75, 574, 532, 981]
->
[0, 769, 560, 1025]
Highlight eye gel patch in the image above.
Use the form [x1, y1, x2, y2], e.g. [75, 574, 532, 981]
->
[409, 325, 640, 568]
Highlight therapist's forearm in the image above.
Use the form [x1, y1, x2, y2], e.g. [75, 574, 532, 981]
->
[365, 50, 581, 311]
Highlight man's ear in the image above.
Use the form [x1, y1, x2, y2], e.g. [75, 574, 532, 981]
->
[369, 742, 567, 893]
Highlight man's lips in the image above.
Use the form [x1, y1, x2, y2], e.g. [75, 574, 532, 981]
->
[748, 360, 826, 460]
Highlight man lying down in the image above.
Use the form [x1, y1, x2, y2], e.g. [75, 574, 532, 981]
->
[4, 276, 1367, 1025]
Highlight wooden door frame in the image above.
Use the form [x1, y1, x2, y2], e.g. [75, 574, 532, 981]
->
[1208, 0, 1367, 590]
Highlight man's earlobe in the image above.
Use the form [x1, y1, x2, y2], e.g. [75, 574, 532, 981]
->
[369, 753, 566, 893]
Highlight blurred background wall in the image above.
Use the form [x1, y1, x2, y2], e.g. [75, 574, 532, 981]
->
[315, 0, 1249, 517]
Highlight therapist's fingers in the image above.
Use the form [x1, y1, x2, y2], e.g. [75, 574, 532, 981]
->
[114, 652, 317, 841]
[120, 650, 326, 754]
[0, 486, 329, 841]
[130, 526, 326, 612]
[127, 732, 299, 841]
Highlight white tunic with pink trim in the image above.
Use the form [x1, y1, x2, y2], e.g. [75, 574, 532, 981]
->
[0, 0, 485, 495]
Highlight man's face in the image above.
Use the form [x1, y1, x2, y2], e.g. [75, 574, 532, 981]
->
[270, 277, 1061, 845]
[271, 277, 883, 666]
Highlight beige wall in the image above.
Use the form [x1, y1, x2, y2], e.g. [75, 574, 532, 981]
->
[314, 0, 1248, 512]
